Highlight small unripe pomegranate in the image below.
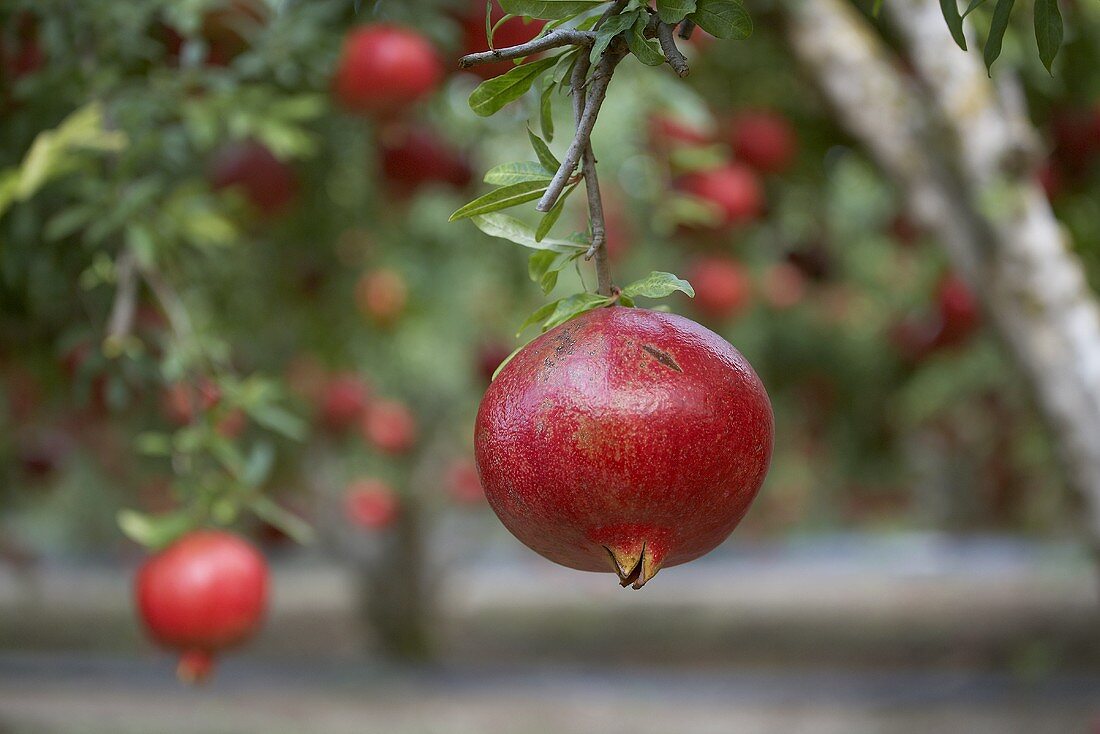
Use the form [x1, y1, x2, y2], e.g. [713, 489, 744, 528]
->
[208, 141, 298, 216]
[355, 268, 408, 326]
[135, 531, 269, 683]
[685, 256, 751, 321]
[362, 399, 417, 455]
[344, 478, 400, 529]
[458, 0, 546, 80]
[475, 307, 773, 588]
[727, 111, 797, 174]
[318, 373, 370, 432]
[379, 126, 473, 197]
[675, 163, 763, 230]
[333, 25, 442, 119]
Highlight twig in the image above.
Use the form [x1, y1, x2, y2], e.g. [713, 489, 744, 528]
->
[458, 29, 595, 68]
[570, 53, 613, 296]
[656, 21, 690, 77]
[536, 39, 629, 213]
[140, 266, 195, 344]
[597, 0, 631, 28]
[678, 20, 696, 40]
[104, 248, 138, 352]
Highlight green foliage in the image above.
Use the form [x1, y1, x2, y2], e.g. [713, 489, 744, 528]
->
[937, 0, 1063, 72]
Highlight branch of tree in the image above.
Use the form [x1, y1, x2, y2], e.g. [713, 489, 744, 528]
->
[568, 52, 613, 296]
[656, 21, 689, 77]
[104, 248, 137, 354]
[458, 29, 595, 69]
[536, 38, 629, 213]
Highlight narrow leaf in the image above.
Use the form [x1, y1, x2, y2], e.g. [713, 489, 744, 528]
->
[621, 271, 696, 299]
[1034, 0, 1062, 74]
[499, 0, 607, 20]
[450, 181, 549, 221]
[470, 212, 588, 251]
[528, 127, 561, 170]
[517, 299, 560, 335]
[117, 509, 195, 550]
[250, 495, 315, 545]
[939, 0, 968, 51]
[590, 11, 637, 63]
[542, 292, 612, 331]
[962, 0, 988, 18]
[484, 161, 555, 185]
[983, 0, 1015, 73]
[535, 181, 578, 241]
[629, 15, 666, 65]
[468, 57, 558, 117]
[540, 80, 556, 142]
[688, 0, 752, 40]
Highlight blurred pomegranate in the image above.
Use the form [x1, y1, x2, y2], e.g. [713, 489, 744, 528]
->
[362, 399, 417, 455]
[476, 340, 514, 384]
[445, 458, 485, 504]
[344, 478, 400, 529]
[675, 163, 763, 231]
[685, 256, 751, 321]
[318, 373, 370, 432]
[457, 0, 546, 79]
[727, 111, 797, 174]
[161, 379, 222, 426]
[208, 141, 298, 216]
[355, 268, 408, 326]
[333, 25, 442, 119]
[378, 126, 472, 196]
[761, 262, 807, 310]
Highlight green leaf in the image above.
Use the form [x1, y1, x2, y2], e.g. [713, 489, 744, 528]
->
[44, 205, 97, 241]
[250, 495, 315, 545]
[484, 161, 555, 185]
[117, 509, 195, 550]
[528, 249, 575, 293]
[540, 80, 556, 142]
[983, 0, 1015, 73]
[657, 0, 697, 24]
[499, 0, 608, 20]
[241, 441, 276, 488]
[621, 271, 695, 299]
[517, 299, 560, 335]
[528, 127, 561, 170]
[939, 0, 968, 51]
[541, 292, 612, 330]
[468, 57, 559, 117]
[590, 11, 637, 64]
[962, 0, 988, 18]
[246, 403, 306, 441]
[1034, 0, 1062, 74]
[470, 212, 588, 251]
[535, 181, 578, 241]
[135, 431, 173, 457]
[629, 15, 666, 65]
[450, 181, 550, 221]
[688, 0, 752, 40]
[871, 0, 884, 17]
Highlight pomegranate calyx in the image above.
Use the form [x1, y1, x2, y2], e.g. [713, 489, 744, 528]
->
[604, 541, 663, 590]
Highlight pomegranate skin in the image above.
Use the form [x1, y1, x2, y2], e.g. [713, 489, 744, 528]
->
[136, 531, 269, 655]
[333, 25, 442, 119]
[474, 306, 773, 588]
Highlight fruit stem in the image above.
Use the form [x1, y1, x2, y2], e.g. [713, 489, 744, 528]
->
[177, 649, 215, 685]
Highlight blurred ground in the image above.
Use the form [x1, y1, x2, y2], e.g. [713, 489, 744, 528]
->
[1, 533, 1098, 733]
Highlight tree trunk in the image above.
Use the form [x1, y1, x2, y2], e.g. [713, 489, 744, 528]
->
[783, 0, 1100, 546]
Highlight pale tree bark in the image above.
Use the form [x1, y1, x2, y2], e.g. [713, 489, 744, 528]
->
[783, 0, 1100, 547]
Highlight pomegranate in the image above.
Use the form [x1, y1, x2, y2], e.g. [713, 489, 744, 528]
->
[931, 273, 980, 349]
[378, 126, 473, 196]
[318, 373, 370, 432]
[445, 458, 485, 504]
[475, 307, 773, 588]
[135, 531, 269, 683]
[675, 163, 763, 230]
[457, 0, 547, 80]
[355, 268, 408, 326]
[362, 399, 417, 455]
[685, 256, 752, 321]
[161, 379, 222, 426]
[208, 140, 298, 216]
[727, 111, 797, 174]
[344, 478, 400, 529]
[333, 25, 442, 119]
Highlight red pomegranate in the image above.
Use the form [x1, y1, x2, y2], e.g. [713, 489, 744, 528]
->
[676, 163, 763, 230]
[727, 111, 797, 174]
[344, 478, 400, 529]
[135, 531, 269, 683]
[475, 307, 773, 588]
[685, 256, 752, 321]
[457, 1, 547, 80]
[362, 399, 417, 454]
[208, 140, 298, 216]
[318, 373, 370, 432]
[931, 273, 980, 349]
[378, 126, 473, 196]
[445, 458, 486, 504]
[333, 25, 442, 119]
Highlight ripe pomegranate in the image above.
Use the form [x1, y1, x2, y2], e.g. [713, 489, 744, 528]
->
[685, 256, 751, 321]
[475, 307, 773, 588]
[355, 268, 408, 326]
[333, 25, 442, 119]
[318, 373, 370, 432]
[647, 113, 712, 153]
[135, 531, 269, 683]
[476, 340, 514, 384]
[761, 262, 807, 310]
[362, 399, 417, 455]
[727, 111, 797, 174]
[379, 126, 473, 197]
[344, 479, 400, 529]
[208, 140, 298, 216]
[445, 458, 485, 504]
[457, 0, 547, 80]
[161, 379, 222, 426]
[675, 163, 763, 230]
[159, 0, 267, 67]
[0, 13, 43, 82]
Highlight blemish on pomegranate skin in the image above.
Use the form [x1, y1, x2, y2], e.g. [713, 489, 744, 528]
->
[641, 344, 682, 372]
